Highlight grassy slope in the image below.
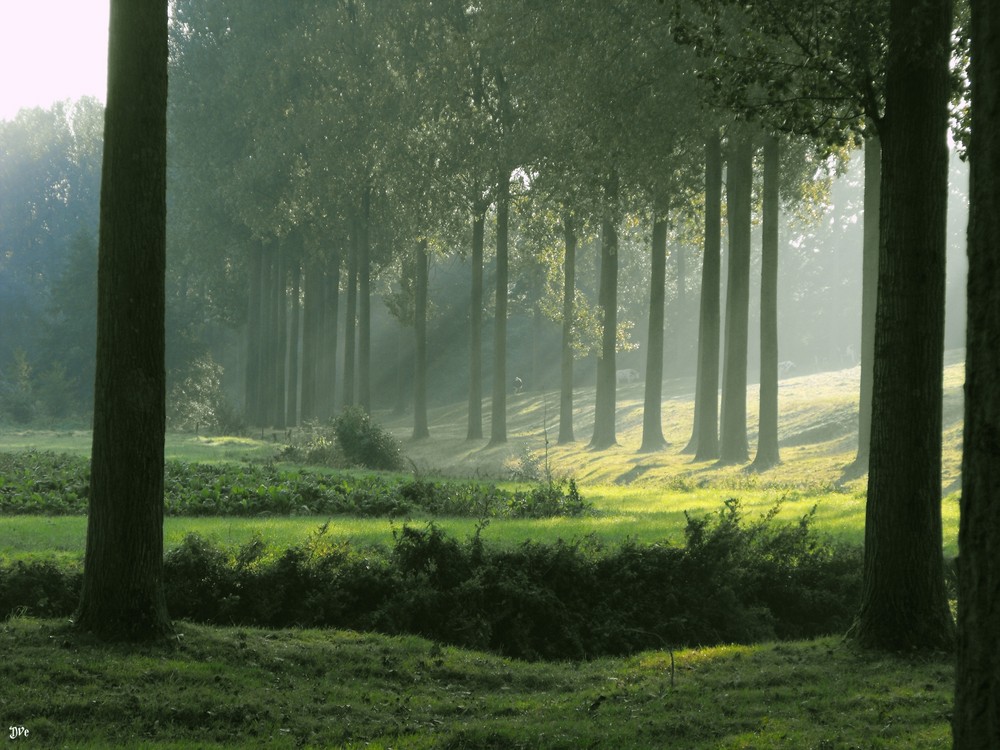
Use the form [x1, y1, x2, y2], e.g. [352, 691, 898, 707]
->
[0, 358, 964, 559]
[3, 617, 953, 749]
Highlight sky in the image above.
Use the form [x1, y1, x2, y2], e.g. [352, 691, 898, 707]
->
[0, 1, 109, 122]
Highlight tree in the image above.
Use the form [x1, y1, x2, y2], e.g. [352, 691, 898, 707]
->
[590, 175, 621, 450]
[717, 134, 753, 465]
[558, 215, 578, 444]
[686, 132, 723, 460]
[749, 134, 781, 471]
[74, 0, 172, 641]
[412, 239, 430, 440]
[953, 0, 1000, 742]
[851, 0, 955, 650]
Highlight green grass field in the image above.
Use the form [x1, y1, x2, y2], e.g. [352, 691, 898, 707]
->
[0, 358, 965, 748]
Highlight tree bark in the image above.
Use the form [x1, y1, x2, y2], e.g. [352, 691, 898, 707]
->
[489, 174, 509, 446]
[342, 226, 358, 409]
[286, 254, 301, 428]
[590, 175, 619, 450]
[844, 129, 881, 478]
[851, 0, 954, 651]
[413, 239, 430, 440]
[299, 260, 321, 422]
[640, 204, 669, 452]
[322, 256, 341, 419]
[74, 0, 171, 641]
[718, 135, 752, 465]
[686, 133, 722, 459]
[273, 242, 287, 430]
[245, 242, 264, 426]
[358, 189, 372, 413]
[750, 135, 781, 471]
[467, 204, 485, 440]
[558, 214, 577, 444]
[955, 0, 1000, 742]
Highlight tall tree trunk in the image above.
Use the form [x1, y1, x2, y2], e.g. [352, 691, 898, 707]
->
[413, 239, 430, 440]
[299, 260, 321, 422]
[640, 203, 669, 452]
[245, 242, 264, 426]
[955, 0, 1000, 741]
[358, 190, 372, 413]
[685, 133, 723, 459]
[750, 135, 781, 471]
[489, 174, 510, 446]
[467, 204, 485, 440]
[75, 0, 171, 641]
[558, 214, 577, 444]
[851, 0, 954, 651]
[286, 256, 301, 428]
[844, 129, 881, 478]
[718, 136, 753, 465]
[342, 228, 358, 410]
[590, 175, 620, 450]
[273, 242, 287, 431]
[260, 247, 277, 428]
[321, 256, 341, 419]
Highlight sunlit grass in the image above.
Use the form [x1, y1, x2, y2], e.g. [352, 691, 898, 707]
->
[2, 617, 954, 748]
[1, 481, 960, 561]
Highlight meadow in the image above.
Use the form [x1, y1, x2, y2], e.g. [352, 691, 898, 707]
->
[0, 358, 965, 747]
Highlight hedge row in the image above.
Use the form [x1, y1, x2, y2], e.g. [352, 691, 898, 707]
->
[1, 501, 862, 660]
[0, 451, 590, 519]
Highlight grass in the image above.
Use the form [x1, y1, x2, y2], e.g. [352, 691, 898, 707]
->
[0, 483, 960, 563]
[2, 617, 954, 749]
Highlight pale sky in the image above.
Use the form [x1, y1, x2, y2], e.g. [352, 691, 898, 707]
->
[0, 1, 109, 122]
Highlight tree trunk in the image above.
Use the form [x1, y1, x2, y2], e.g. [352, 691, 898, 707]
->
[489, 174, 509, 446]
[74, 0, 171, 641]
[686, 133, 723, 459]
[558, 214, 577, 444]
[358, 190, 372, 413]
[750, 135, 781, 471]
[590, 175, 619, 450]
[259, 248, 276, 428]
[342, 227, 358, 410]
[286, 255, 301, 428]
[718, 135, 753, 465]
[844, 129, 881, 479]
[245, 242, 264, 426]
[321, 256, 340, 419]
[640, 205, 669, 452]
[467, 204, 485, 440]
[299, 261, 321, 422]
[955, 0, 1000, 742]
[851, 0, 954, 651]
[273, 242, 287, 430]
[413, 239, 430, 439]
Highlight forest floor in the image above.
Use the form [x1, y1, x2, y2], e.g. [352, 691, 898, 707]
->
[3, 617, 954, 749]
[382, 351, 966, 496]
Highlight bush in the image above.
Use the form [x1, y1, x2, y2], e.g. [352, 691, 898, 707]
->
[1, 502, 862, 661]
[167, 354, 244, 434]
[332, 407, 403, 471]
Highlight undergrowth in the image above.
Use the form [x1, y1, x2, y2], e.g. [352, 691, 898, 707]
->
[0, 450, 590, 519]
[1, 500, 861, 661]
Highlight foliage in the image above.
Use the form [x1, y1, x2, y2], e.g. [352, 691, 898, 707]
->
[0, 350, 36, 424]
[166, 353, 245, 435]
[0, 450, 591, 520]
[3, 502, 861, 660]
[332, 407, 404, 471]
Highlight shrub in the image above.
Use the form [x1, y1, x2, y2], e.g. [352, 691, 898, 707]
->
[0, 503, 862, 660]
[332, 407, 403, 471]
